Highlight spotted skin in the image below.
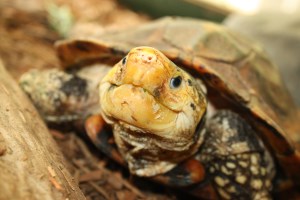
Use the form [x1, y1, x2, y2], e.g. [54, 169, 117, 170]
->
[19, 65, 111, 123]
[20, 69, 88, 122]
[198, 110, 275, 199]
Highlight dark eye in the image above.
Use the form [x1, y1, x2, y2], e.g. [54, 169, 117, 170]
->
[122, 56, 127, 65]
[170, 76, 182, 89]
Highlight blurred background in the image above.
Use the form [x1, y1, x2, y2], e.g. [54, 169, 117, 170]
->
[0, 0, 299, 106]
[121, 0, 300, 106]
[0, 0, 299, 199]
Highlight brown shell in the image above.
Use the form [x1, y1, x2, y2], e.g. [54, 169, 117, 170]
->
[56, 17, 300, 183]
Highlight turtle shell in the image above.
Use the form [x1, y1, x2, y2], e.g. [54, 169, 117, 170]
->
[56, 17, 300, 185]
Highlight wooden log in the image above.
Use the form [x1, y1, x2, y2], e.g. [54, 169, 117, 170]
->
[0, 60, 85, 200]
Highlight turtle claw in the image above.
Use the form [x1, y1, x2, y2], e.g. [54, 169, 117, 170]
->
[152, 159, 205, 187]
[85, 114, 105, 143]
[151, 158, 219, 199]
[85, 114, 125, 165]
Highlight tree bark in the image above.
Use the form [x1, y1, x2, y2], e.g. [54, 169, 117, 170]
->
[0, 60, 85, 200]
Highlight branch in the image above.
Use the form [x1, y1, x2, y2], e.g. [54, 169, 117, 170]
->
[0, 60, 85, 200]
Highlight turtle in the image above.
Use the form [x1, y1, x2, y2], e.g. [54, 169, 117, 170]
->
[19, 17, 300, 199]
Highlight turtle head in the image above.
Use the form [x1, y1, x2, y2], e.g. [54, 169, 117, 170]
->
[99, 46, 207, 176]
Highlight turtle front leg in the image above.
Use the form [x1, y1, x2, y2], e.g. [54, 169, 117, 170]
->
[85, 115, 125, 165]
[151, 158, 206, 187]
[198, 110, 275, 200]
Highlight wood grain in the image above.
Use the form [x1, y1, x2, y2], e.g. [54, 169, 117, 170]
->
[0, 60, 85, 200]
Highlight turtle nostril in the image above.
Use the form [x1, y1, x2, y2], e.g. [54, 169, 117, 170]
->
[143, 55, 155, 63]
[137, 51, 156, 64]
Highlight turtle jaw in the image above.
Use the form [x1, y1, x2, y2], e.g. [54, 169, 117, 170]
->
[100, 81, 197, 142]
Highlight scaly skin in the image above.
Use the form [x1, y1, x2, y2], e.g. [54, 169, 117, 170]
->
[99, 47, 275, 199]
[19, 64, 110, 123]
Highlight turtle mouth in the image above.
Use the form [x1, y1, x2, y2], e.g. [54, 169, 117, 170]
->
[100, 81, 184, 140]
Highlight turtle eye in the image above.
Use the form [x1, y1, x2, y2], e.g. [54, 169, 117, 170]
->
[122, 56, 127, 65]
[170, 76, 182, 89]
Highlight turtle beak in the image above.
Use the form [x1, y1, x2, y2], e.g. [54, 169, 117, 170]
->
[103, 46, 173, 94]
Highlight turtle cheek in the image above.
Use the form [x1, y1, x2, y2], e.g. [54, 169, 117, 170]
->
[154, 79, 187, 111]
[159, 91, 187, 111]
[158, 82, 199, 112]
